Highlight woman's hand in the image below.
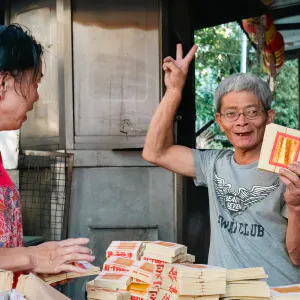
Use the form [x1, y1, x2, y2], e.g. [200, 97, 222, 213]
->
[27, 238, 95, 274]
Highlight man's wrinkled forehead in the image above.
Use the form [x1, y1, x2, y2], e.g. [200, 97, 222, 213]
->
[219, 90, 265, 111]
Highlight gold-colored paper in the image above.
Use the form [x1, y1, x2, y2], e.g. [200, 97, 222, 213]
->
[258, 123, 300, 173]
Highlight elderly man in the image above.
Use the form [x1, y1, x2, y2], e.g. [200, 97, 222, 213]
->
[142, 44, 300, 286]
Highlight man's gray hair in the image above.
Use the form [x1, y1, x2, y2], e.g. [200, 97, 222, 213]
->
[214, 73, 273, 112]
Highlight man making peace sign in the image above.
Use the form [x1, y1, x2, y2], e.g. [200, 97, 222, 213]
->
[143, 44, 300, 286]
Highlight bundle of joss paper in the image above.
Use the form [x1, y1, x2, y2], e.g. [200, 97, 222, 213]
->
[221, 267, 270, 300]
[86, 240, 231, 300]
[0, 269, 72, 299]
[86, 240, 300, 300]
[270, 284, 300, 299]
[39, 261, 100, 285]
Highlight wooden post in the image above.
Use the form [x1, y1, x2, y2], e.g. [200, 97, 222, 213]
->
[161, 0, 196, 244]
[298, 49, 300, 129]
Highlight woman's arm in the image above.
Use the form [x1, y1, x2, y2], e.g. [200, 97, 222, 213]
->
[0, 238, 94, 274]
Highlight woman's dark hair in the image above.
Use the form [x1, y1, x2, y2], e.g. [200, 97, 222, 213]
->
[0, 24, 43, 83]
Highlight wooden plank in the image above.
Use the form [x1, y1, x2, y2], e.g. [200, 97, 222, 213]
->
[67, 150, 154, 167]
[74, 135, 146, 150]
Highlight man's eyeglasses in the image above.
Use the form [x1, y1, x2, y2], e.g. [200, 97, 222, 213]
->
[220, 109, 266, 122]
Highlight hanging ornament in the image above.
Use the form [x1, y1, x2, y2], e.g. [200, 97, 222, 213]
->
[261, 0, 273, 6]
[264, 15, 276, 45]
[242, 13, 284, 76]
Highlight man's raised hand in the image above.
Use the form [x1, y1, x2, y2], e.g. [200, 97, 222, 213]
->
[163, 44, 198, 91]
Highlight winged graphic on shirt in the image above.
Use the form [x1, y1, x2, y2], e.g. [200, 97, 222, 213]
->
[214, 171, 280, 219]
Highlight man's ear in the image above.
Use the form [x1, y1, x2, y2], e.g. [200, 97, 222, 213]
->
[0, 74, 8, 100]
[267, 109, 275, 124]
[215, 112, 225, 132]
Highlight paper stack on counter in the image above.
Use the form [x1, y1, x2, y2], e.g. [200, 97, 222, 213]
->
[147, 263, 178, 293]
[221, 267, 270, 300]
[128, 260, 156, 284]
[148, 263, 226, 298]
[175, 264, 227, 296]
[0, 270, 13, 292]
[141, 241, 188, 264]
[128, 282, 151, 293]
[16, 273, 71, 300]
[127, 259, 171, 298]
[86, 280, 131, 300]
[155, 290, 220, 300]
[40, 261, 100, 284]
[103, 256, 153, 295]
[258, 123, 300, 173]
[271, 284, 300, 299]
[86, 240, 199, 299]
[106, 241, 143, 260]
[93, 272, 131, 290]
[178, 254, 196, 263]
[128, 282, 155, 300]
[226, 267, 268, 282]
[67, 261, 100, 279]
[103, 257, 139, 272]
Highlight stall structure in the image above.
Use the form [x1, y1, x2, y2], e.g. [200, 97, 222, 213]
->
[0, 0, 299, 298]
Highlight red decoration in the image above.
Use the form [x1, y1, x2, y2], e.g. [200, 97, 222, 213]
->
[242, 14, 284, 74]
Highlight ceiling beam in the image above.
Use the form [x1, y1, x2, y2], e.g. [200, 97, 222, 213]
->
[276, 23, 300, 30]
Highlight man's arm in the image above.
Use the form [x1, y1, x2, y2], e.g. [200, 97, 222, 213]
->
[279, 164, 300, 265]
[286, 206, 300, 265]
[142, 44, 198, 177]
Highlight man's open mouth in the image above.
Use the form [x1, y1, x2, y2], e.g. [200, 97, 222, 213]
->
[235, 132, 253, 137]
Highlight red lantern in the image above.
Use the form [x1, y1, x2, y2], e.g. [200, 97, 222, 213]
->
[242, 18, 259, 44]
[242, 12, 285, 74]
[265, 15, 276, 44]
[265, 31, 284, 53]
[263, 54, 284, 71]
[242, 18, 256, 34]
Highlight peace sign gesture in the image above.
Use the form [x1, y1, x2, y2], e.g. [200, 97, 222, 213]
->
[163, 44, 198, 91]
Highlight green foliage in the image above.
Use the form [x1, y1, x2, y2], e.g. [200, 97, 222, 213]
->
[195, 22, 299, 148]
[273, 60, 299, 129]
[195, 23, 241, 128]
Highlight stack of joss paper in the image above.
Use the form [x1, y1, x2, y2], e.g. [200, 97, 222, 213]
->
[86, 282, 131, 300]
[138, 262, 226, 299]
[93, 271, 132, 290]
[40, 261, 100, 284]
[271, 284, 300, 299]
[0, 270, 14, 294]
[221, 267, 270, 300]
[102, 255, 157, 299]
[158, 263, 227, 299]
[106, 241, 144, 260]
[141, 241, 188, 264]
[86, 276, 132, 300]
[86, 240, 227, 300]
[16, 273, 71, 300]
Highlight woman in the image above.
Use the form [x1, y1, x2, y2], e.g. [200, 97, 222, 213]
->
[0, 24, 94, 274]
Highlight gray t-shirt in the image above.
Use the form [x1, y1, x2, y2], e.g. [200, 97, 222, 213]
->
[193, 149, 300, 286]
